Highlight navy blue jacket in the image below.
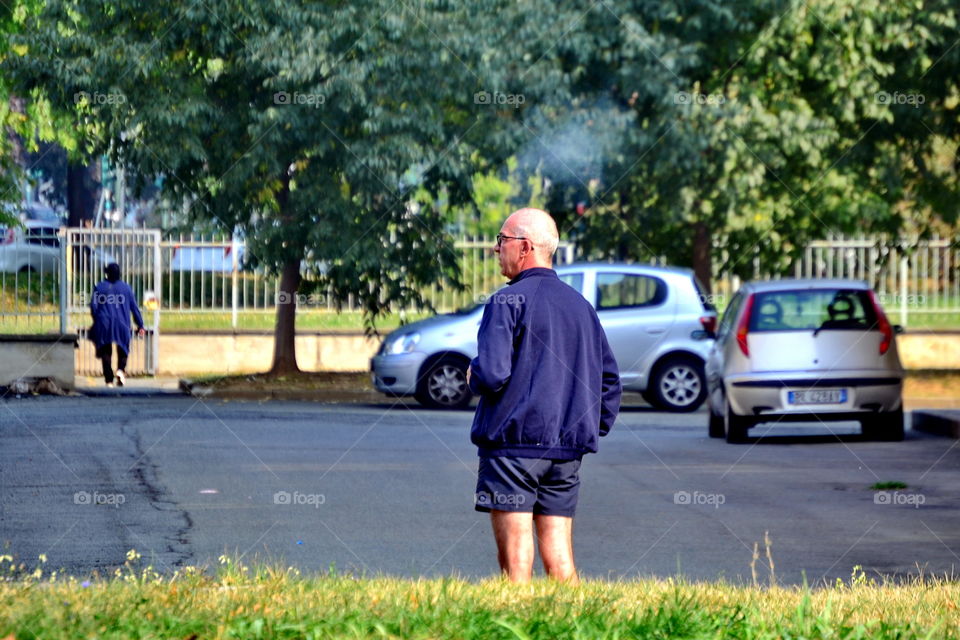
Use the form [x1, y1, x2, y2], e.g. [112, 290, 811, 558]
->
[469, 268, 621, 459]
[90, 279, 144, 353]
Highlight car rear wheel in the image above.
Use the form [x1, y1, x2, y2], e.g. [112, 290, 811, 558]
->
[725, 397, 750, 443]
[708, 406, 725, 438]
[415, 357, 472, 409]
[649, 356, 707, 412]
[861, 408, 904, 441]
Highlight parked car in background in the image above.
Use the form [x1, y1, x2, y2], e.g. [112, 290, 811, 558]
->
[0, 220, 116, 274]
[372, 263, 718, 410]
[704, 279, 905, 443]
[0, 220, 62, 273]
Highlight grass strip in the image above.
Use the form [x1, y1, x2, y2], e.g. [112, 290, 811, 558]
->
[1, 555, 958, 639]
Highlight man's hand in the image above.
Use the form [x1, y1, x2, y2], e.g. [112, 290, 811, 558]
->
[466, 365, 472, 386]
[137, 327, 146, 337]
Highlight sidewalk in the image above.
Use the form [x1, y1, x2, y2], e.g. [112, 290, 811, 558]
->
[74, 375, 185, 397]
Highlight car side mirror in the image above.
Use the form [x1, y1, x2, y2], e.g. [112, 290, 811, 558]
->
[893, 325, 905, 335]
[691, 329, 715, 341]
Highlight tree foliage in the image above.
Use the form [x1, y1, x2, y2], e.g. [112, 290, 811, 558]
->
[6, 0, 957, 336]
[6, 0, 524, 369]
[502, 0, 960, 287]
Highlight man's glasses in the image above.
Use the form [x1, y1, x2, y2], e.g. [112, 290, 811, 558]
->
[496, 233, 527, 247]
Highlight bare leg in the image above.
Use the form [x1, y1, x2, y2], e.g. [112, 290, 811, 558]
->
[490, 510, 535, 582]
[534, 514, 578, 583]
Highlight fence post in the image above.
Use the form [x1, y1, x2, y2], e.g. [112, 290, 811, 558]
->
[900, 255, 908, 327]
[151, 229, 161, 375]
[231, 235, 240, 329]
[59, 229, 68, 334]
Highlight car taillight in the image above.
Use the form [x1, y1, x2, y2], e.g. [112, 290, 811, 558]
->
[700, 315, 717, 335]
[868, 290, 893, 355]
[736, 294, 755, 357]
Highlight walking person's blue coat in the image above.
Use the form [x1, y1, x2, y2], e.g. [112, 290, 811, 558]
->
[90, 275, 144, 353]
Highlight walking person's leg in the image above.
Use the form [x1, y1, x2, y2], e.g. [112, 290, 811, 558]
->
[98, 344, 114, 384]
[490, 510, 535, 582]
[534, 514, 578, 583]
[115, 346, 129, 386]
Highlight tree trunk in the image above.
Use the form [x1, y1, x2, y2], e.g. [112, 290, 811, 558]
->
[270, 258, 302, 375]
[692, 221, 713, 294]
[67, 160, 98, 227]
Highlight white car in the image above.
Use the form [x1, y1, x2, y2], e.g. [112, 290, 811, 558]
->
[372, 263, 718, 410]
[705, 279, 905, 443]
[0, 221, 116, 274]
[0, 221, 62, 273]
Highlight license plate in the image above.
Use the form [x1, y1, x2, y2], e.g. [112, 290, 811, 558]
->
[788, 389, 847, 405]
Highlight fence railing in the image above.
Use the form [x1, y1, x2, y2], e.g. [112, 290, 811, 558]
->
[0, 225, 63, 333]
[1, 230, 958, 333]
[714, 235, 960, 328]
[157, 235, 577, 324]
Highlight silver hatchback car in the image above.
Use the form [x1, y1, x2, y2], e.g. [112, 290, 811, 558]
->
[705, 279, 905, 443]
[372, 263, 718, 410]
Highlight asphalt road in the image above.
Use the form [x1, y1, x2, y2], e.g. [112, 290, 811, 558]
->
[2, 396, 958, 585]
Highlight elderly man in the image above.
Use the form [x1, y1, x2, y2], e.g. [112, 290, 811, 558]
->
[467, 208, 621, 583]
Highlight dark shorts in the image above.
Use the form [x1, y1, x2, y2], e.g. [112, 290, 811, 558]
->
[475, 456, 582, 517]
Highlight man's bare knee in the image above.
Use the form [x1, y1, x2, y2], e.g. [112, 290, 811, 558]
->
[534, 514, 578, 583]
[490, 510, 535, 582]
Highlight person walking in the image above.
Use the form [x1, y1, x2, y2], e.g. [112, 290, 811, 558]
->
[467, 208, 621, 583]
[90, 263, 145, 387]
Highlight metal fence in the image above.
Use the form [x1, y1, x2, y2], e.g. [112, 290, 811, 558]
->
[151, 233, 960, 328]
[65, 228, 161, 376]
[1, 229, 958, 340]
[713, 235, 960, 327]
[0, 225, 61, 333]
[157, 235, 577, 324]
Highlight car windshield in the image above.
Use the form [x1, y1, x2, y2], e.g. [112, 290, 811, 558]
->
[24, 204, 62, 225]
[749, 289, 878, 332]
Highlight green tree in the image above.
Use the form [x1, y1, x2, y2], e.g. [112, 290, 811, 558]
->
[1, 0, 92, 229]
[7, 0, 520, 372]
[508, 0, 959, 290]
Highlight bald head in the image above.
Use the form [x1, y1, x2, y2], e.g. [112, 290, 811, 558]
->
[504, 208, 560, 262]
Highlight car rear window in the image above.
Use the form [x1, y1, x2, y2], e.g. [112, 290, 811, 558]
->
[749, 289, 878, 332]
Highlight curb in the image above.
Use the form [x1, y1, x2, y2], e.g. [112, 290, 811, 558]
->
[912, 410, 960, 439]
[78, 388, 188, 398]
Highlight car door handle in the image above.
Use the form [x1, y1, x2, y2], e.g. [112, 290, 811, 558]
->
[645, 327, 666, 335]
